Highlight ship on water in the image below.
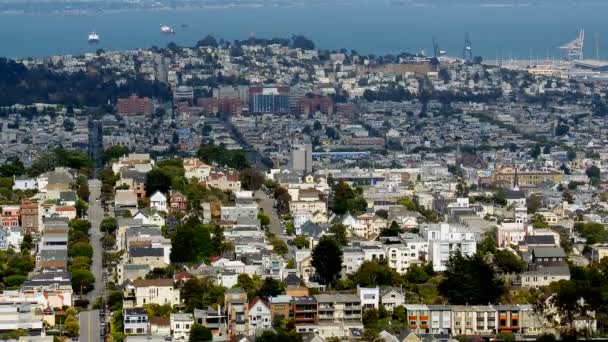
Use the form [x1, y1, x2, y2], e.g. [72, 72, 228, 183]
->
[88, 32, 100, 44]
[160, 24, 175, 34]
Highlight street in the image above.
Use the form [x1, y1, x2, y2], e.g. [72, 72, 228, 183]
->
[255, 190, 282, 236]
[86, 179, 104, 302]
[78, 310, 100, 342]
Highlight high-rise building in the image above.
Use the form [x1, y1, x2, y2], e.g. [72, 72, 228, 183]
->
[289, 143, 313, 174]
[249, 85, 290, 114]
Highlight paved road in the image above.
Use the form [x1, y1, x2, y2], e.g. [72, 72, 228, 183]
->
[86, 179, 104, 302]
[255, 190, 282, 236]
[78, 310, 100, 342]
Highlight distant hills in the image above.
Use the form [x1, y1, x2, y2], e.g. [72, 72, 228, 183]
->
[0, 0, 606, 14]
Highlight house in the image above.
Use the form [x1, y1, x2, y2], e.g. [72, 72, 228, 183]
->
[117, 169, 147, 199]
[314, 293, 363, 339]
[529, 247, 567, 266]
[380, 287, 405, 313]
[20, 199, 40, 234]
[194, 307, 227, 339]
[404, 304, 430, 334]
[150, 317, 171, 337]
[183, 158, 212, 181]
[131, 279, 180, 307]
[1, 205, 20, 228]
[170, 192, 187, 215]
[45, 168, 73, 200]
[123, 307, 149, 335]
[205, 171, 241, 191]
[225, 288, 249, 337]
[357, 286, 379, 310]
[12, 176, 37, 191]
[58, 191, 77, 206]
[128, 247, 168, 269]
[423, 223, 476, 272]
[112, 153, 154, 174]
[269, 295, 292, 322]
[521, 266, 571, 287]
[248, 297, 272, 335]
[291, 296, 318, 333]
[115, 190, 139, 215]
[150, 191, 168, 213]
[170, 313, 194, 341]
[428, 305, 452, 335]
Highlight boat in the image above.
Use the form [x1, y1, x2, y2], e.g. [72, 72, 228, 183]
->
[160, 25, 175, 34]
[180, 24, 189, 28]
[88, 32, 100, 44]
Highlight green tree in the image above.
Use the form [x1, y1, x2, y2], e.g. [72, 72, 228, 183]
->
[271, 239, 288, 256]
[292, 236, 310, 249]
[103, 145, 129, 164]
[257, 212, 270, 229]
[380, 221, 401, 237]
[353, 260, 401, 287]
[494, 249, 525, 274]
[145, 168, 172, 195]
[100, 217, 117, 234]
[311, 237, 343, 285]
[64, 314, 80, 336]
[329, 223, 348, 246]
[256, 277, 285, 298]
[438, 251, 505, 305]
[404, 264, 431, 284]
[72, 269, 95, 294]
[586, 165, 601, 181]
[75, 199, 88, 218]
[69, 242, 93, 259]
[190, 323, 212, 341]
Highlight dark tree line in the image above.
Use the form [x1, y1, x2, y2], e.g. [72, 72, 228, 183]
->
[0, 58, 171, 107]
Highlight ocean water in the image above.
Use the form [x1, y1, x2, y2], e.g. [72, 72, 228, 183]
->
[0, 2, 607, 59]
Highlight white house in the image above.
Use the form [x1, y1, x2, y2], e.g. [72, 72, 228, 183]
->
[150, 191, 168, 213]
[12, 176, 37, 191]
[357, 286, 380, 310]
[132, 279, 180, 307]
[170, 313, 194, 341]
[424, 223, 476, 272]
[247, 297, 272, 335]
[380, 288, 405, 312]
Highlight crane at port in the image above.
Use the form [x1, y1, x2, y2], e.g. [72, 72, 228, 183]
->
[559, 29, 584, 61]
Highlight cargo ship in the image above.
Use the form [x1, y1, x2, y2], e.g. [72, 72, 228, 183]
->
[88, 32, 100, 44]
[160, 25, 175, 34]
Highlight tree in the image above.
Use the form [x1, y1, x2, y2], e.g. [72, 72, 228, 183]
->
[236, 274, 256, 294]
[362, 308, 380, 330]
[438, 251, 505, 305]
[100, 217, 117, 234]
[70, 218, 91, 235]
[329, 223, 348, 246]
[494, 249, 525, 274]
[380, 221, 401, 237]
[240, 168, 265, 191]
[103, 145, 129, 164]
[145, 168, 172, 195]
[311, 237, 343, 285]
[69, 242, 93, 259]
[257, 212, 270, 229]
[292, 236, 309, 249]
[455, 178, 469, 198]
[196, 35, 218, 47]
[353, 260, 401, 287]
[404, 264, 432, 284]
[271, 239, 288, 256]
[170, 219, 214, 263]
[72, 269, 95, 294]
[291, 35, 315, 50]
[586, 165, 600, 181]
[530, 144, 542, 159]
[256, 277, 285, 298]
[190, 323, 212, 342]
[75, 199, 88, 218]
[64, 314, 80, 336]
